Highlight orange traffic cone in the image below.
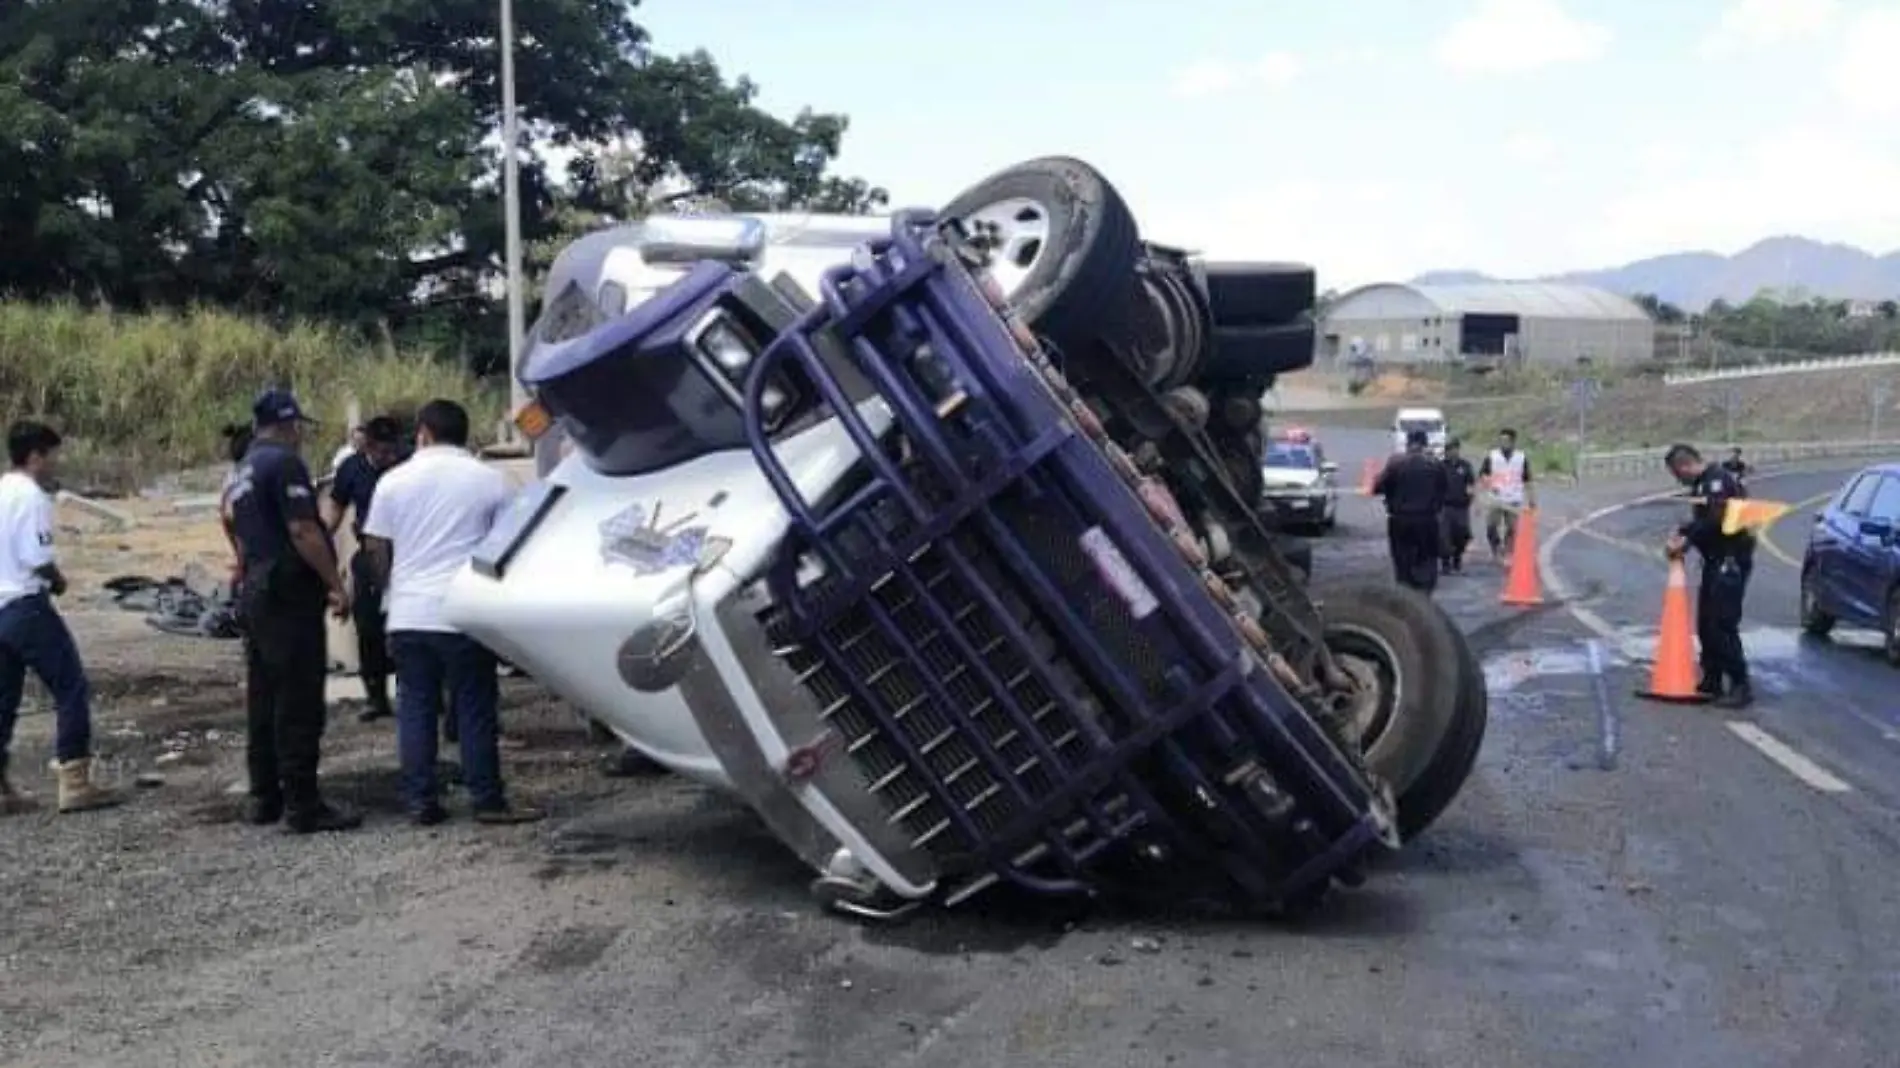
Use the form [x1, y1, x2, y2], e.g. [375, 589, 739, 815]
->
[1358, 458, 1381, 496]
[1499, 508, 1544, 606]
[1635, 555, 1712, 704]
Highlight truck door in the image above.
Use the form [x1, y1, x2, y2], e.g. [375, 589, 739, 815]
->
[1837, 475, 1899, 623]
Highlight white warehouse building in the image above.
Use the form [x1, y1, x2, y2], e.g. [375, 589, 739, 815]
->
[1319, 282, 1656, 368]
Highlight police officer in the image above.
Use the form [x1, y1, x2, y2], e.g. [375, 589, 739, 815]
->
[229, 388, 362, 832]
[1664, 443, 1755, 708]
[1439, 438, 1478, 574]
[1721, 447, 1751, 485]
[322, 415, 405, 724]
[1373, 430, 1449, 592]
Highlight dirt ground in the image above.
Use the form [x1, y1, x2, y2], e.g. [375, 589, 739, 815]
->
[2, 488, 653, 1065]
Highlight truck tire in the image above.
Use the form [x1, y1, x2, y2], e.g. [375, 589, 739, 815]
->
[1203, 315, 1318, 381]
[1313, 582, 1464, 799]
[942, 157, 1141, 357]
[1394, 620, 1489, 840]
[1199, 262, 1317, 326]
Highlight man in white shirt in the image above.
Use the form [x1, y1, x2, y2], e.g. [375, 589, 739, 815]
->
[361, 400, 540, 826]
[0, 421, 122, 815]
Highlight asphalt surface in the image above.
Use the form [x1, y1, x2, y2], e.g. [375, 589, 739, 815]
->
[4, 433, 1896, 1068]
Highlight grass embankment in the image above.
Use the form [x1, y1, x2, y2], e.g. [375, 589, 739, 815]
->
[1291, 364, 1900, 475]
[0, 301, 503, 490]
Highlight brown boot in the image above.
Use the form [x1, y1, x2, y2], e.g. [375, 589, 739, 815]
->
[54, 758, 124, 814]
[0, 772, 40, 816]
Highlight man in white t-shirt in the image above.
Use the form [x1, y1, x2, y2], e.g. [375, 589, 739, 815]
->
[361, 400, 540, 827]
[0, 421, 122, 815]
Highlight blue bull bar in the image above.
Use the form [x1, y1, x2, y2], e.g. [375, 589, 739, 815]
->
[741, 212, 1389, 905]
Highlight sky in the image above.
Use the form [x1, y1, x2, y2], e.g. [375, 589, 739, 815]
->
[632, 0, 1900, 289]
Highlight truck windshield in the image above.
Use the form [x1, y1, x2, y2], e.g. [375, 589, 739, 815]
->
[1399, 419, 1444, 435]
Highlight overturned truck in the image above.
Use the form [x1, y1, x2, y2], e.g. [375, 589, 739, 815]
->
[446, 158, 1486, 919]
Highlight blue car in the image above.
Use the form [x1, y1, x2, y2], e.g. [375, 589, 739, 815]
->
[1800, 461, 1900, 662]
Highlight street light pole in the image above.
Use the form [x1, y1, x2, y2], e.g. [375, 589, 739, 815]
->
[499, 0, 527, 425]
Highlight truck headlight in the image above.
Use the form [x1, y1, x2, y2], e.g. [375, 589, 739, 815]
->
[699, 318, 754, 379]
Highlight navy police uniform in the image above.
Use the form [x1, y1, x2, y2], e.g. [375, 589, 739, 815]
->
[228, 389, 358, 832]
[1439, 447, 1478, 573]
[1374, 434, 1449, 593]
[1679, 462, 1754, 702]
[329, 436, 402, 720]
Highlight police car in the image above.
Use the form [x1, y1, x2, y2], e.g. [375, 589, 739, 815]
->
[1259, 427, 1339, 533]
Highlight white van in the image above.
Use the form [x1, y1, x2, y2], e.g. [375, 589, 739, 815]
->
[1392, 407, 1449, 455]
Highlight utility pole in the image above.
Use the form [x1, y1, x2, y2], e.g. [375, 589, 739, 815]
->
[500, 0, 524, 418]
[1724, 385, 1738, 445]
[1874, 383, 1891, 440]
[1569, 377, 1598, 478]
[499, 0, 561, 476]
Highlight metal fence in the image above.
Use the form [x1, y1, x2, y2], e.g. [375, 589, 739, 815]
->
[1576, 439, 1900, 481]
[1661, 351, 1900, 387]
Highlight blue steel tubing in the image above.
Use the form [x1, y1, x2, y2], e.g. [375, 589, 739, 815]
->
[741, 220, 1368, 893]
[904, 271, 1383, 832]
[857, 220, 1379, 829]
[862, 232, 1368, 874]
[742, 294, 1150, 892]
[748, 281, 1240, 894]
[740, 214, 1380, 900]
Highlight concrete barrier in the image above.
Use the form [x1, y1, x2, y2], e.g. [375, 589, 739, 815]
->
[1576, 439, 1900, 482]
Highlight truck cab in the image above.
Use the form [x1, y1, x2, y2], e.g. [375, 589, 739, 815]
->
[1391, 407, 1449, 456]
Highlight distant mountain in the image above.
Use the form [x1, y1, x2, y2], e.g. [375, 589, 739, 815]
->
[1409, 237, 1900, 310]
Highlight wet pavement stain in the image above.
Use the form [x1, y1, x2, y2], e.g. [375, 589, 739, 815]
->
[1605, 623, 1886, 696]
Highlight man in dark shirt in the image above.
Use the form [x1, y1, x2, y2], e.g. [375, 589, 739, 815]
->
[1664, 443, 1755, 708]
[1720, 447, 1751, 485]
[1439, 437, 1478, 574]
[323, 416, 406, 724]
[228, 388, 361, 833]
[1373, 430, 1449, 593]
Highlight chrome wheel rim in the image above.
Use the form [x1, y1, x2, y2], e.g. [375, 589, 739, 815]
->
[960, 197, 1050, 298]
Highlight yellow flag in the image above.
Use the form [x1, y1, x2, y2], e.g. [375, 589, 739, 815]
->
[1721, 498, 1791, 535]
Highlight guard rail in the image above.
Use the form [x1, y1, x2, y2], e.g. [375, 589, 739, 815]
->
[1662, 352, 1900, 386]
[1576, 439, 1900, 481]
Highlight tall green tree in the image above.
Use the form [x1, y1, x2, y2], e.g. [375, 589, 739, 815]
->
[0, 0, 885, 368]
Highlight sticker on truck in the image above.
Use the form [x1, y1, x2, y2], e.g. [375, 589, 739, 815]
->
[599, 502, 710, 576]
[1078, 526, 1160, 620]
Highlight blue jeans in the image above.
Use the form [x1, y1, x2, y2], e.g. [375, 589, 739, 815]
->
[0, 594, 93, 773]
[390, 631, 504, 812]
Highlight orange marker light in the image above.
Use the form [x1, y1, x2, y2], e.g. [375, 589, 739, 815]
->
[513, 399, 553, 440]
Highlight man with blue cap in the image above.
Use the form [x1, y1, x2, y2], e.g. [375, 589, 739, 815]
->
[227, 388, 361, 833]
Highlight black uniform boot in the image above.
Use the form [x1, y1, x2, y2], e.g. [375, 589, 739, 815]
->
[285, 779, 363, 834]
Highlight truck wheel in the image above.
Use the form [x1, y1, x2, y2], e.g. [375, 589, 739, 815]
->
[1315, 583, 1463, 798]
[942, 157, 1141, 357]
[1198, 262, 1317, 326]
[1203, 316, 1319, 381]
[1393, 619, 1488, 840]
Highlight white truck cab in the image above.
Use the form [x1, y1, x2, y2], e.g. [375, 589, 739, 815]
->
[1392, 407, 1449, 456]
[526, 213, 897, 475]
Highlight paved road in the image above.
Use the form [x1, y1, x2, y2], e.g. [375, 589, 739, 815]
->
[9, 438, 1898, 1068]
[1537, 461, 1900, 1068]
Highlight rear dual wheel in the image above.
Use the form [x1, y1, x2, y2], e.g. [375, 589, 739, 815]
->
[1317, 582, 1486, 841]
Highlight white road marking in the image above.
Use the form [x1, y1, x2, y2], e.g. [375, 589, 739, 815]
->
[1724, 721, 1853, 794]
